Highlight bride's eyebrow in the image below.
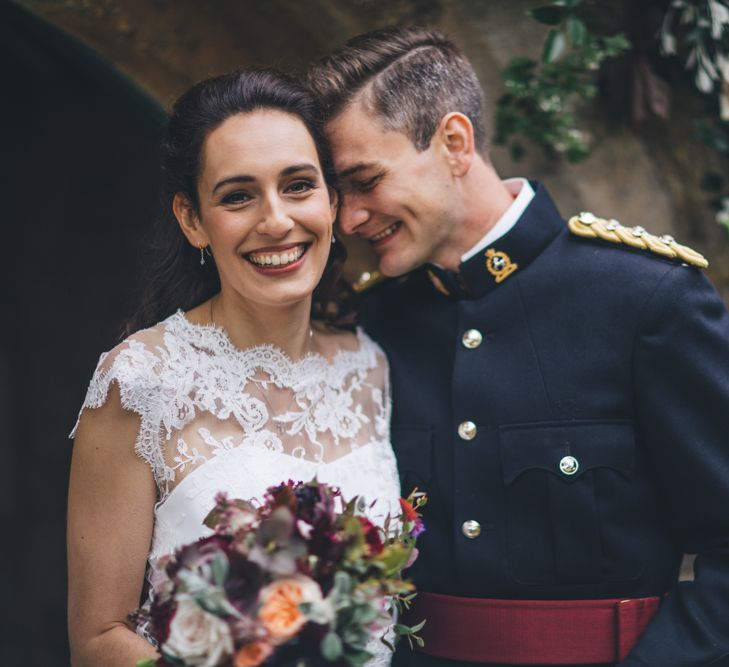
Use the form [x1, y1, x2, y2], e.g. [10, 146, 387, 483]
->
[212, 175, 254, 194]
[280, 163, 319, 176]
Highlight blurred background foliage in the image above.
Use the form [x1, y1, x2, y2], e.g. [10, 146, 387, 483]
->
[3, 1, 728, 665]
[495, 0, 729, 231]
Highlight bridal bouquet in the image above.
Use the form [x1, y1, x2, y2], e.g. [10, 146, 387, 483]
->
[134, 480, 426, 667]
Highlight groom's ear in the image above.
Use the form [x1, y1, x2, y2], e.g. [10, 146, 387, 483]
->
[438, 112, 475, 177]
[327, 186, 339, 220]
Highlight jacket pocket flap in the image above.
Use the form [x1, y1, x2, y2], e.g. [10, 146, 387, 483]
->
[499, 420, 635, 484]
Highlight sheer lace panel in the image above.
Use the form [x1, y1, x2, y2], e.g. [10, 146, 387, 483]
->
[71, 312, 391, 503]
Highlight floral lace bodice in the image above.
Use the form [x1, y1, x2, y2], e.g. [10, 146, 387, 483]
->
[71, 310, 401, 591]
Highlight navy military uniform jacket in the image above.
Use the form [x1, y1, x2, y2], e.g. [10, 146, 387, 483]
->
[359, 184, 729, 667]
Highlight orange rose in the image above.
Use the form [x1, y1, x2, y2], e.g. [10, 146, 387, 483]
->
[234, 640, 273, 667]
[258, 576, 322, 645]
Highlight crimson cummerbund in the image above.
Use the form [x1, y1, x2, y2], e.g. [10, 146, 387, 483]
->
[405, 591, 661, 664]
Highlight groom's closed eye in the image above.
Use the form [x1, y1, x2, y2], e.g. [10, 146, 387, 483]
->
[350, 174, 383, 193]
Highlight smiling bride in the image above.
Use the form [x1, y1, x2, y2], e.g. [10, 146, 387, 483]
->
[66, 69, 401, 667]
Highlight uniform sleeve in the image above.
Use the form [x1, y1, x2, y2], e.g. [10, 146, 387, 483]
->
[624, 267, 729, 666]
[69, 337, 165, 485]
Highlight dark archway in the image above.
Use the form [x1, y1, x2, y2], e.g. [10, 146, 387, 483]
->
[1, 3, 165, 663]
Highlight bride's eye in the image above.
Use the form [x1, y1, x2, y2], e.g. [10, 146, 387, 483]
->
[286, 179, 316, 195]
[221, 190, 252, 205]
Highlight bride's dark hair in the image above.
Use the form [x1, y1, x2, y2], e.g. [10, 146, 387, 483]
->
[125, 68, 348, 335]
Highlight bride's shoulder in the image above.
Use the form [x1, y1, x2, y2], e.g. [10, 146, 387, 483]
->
[70, 318, 175, 439]
[81, 314, 190, 400]
[96, 317, 174, 370]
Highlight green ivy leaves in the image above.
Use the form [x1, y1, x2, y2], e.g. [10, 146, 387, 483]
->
[496, 0, 630, 163]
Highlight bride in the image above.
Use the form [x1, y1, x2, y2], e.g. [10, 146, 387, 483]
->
[67, 69, 401, 667]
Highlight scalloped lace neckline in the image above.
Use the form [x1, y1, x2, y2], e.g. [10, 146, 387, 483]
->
[167, 310, 369, 368]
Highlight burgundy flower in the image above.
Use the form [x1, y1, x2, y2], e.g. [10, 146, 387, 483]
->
[358, 516, 384, 556]
[166, 534, 232, 580]
[224, 550, 264, 613]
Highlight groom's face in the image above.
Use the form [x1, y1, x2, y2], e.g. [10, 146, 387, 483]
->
[327, 102, 459, 277]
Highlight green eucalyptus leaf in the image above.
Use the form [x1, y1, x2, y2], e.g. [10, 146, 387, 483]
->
[322, 632, 344, 661]
[408, 619, 427, 633]
[527, 5, 565, 25]
[393, 623, 417, 635]
[543, 30, 567, 63]
[210, 554, 228, 587]
[344, 649, 373, 667]
[603, 33, 631, 53]
[136, 661, 156, 667]
[333, 570, 353, 595]
[566, 16, 587, 46]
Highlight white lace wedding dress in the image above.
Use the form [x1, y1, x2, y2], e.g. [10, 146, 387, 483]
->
[71, 311, 401, 666]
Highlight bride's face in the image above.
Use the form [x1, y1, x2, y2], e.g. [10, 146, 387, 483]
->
[180, 109, 336, 310]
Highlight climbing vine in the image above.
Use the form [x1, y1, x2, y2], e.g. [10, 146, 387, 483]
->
[496, 0, 729, 231]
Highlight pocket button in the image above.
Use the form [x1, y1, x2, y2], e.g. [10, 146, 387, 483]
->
[559, 455, 579, 475]
[462, 329, 483, 349]
[458, 421, 477, 440]
[462, 520, 481, 539]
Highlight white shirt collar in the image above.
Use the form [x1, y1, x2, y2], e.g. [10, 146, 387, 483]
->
[460, 178, 535, 263]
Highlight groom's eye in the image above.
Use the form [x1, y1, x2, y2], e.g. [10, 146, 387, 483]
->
[351, 175, 382, 192]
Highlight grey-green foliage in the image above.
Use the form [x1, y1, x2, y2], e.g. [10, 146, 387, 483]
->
[495, 0, 630, 163]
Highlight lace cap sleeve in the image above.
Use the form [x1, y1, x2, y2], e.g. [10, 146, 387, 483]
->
[69, 329, 168, 486]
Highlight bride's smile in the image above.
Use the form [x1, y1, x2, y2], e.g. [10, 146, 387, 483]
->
[245, 241, 310, 271]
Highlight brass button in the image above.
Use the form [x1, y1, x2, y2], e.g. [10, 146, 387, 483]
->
[462, 329, 483, 349]
[458, 421, 477, 440]
[559, 455, 579, 475]
[462, 520, 481, 539]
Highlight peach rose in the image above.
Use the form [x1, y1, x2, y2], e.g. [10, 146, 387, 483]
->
[258, 576, 322, 644]
[234, 640, 273, 667]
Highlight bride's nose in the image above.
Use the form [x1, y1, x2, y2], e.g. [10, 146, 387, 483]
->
[256, 194, 295, 237]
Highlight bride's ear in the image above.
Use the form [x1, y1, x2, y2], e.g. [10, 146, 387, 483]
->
[173, 193, 210, 247]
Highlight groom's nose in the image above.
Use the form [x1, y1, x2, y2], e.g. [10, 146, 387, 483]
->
[338, 195, 370, 235]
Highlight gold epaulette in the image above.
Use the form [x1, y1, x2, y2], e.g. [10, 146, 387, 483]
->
[351, 269, 387, 293]
[568, 212, 709, 269]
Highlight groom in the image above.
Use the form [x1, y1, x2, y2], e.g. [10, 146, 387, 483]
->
[309, 26, 729, 667]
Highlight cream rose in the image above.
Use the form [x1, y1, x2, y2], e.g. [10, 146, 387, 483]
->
[163, 598, 234, 667]
[258, 575, 323, 645]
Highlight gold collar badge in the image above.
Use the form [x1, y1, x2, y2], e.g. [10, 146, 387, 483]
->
[485, 248, 518, 283]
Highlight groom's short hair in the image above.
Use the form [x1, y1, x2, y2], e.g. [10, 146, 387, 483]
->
[307, 26, 487, 154]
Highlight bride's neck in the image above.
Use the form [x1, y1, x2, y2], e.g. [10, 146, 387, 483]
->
[210, 291, 315, 359]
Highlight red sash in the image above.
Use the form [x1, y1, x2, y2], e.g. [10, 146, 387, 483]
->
[406, 592, 661, 664]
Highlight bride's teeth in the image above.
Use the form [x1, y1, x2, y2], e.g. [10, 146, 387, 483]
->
[248, 245, 306, 267]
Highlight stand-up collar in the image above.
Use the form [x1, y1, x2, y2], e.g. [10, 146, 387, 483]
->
[426, 182, 564, 300]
